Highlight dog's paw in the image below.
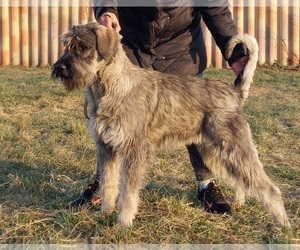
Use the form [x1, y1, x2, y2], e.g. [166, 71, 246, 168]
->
[117, 213, 134, 227]
[274, 215, 292, 230]
[230, 197, 245, 207]
[100, 202, 115, 214]
[230, 189, 246, 207]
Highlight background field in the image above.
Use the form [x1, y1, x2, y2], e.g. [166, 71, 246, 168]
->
[0, 66, 299, 244]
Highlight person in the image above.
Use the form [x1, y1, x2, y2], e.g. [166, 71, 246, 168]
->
[92, 2, 248, 215]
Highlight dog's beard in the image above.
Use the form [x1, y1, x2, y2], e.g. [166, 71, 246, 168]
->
[61, 74, 97, 91]
[52, 63, 97, 91]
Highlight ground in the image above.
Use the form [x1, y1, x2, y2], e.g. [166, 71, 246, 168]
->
[0, 66, 299, 244]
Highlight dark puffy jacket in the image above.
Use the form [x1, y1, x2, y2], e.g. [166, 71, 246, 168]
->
[94, 6, 244, 76]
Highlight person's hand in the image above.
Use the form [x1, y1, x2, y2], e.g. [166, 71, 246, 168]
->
[97, 12, 121, 32]
[231, 55, 248, 76]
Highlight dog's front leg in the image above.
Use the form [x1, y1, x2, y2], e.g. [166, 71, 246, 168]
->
[117, 144, 148, 227]
[96, 141, 121, 213]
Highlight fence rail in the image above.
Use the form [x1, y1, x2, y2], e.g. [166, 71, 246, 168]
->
[0, 3, 299, 68]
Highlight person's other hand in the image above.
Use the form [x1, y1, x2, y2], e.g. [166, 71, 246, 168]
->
[231, 55, 248, 76]
[97, 12, 121, 32]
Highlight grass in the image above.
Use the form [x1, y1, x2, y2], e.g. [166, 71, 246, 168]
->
[0, 66, 299, 244]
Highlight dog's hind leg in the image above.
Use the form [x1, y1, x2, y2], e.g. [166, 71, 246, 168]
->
[251, 171, 291, 228]
[236, 156, 291, 229]
[201, 113, 291, 228]
[96, 141, 121, 213]
[231, 185, 246, 206]
[117, 144, 148, 227]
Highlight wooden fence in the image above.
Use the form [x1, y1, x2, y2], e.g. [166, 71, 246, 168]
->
[0, 2, 299, 68]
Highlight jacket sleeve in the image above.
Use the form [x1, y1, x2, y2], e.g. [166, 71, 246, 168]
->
[199, 6, 246, 64]
[93, 0, 118, 21]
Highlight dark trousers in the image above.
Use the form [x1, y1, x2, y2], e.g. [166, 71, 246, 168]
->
[186, 144, 213, 182]
[186, 73, 213, 183]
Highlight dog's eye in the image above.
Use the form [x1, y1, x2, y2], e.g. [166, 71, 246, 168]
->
[69, 43, 77, 51]
[69, 43, 88, 52]
[79, 43, 89, 50]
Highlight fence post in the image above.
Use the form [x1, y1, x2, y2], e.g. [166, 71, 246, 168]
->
[41, 1, 49, 66]
[21, 0, 29, 67]
[291, 0, 300, 65]
[1, 0, 10, 66]
[30, 0, 39, 66]
[268, 1, 278, 65]
[258, 0, 266, 65]
[50, 0, 59, 66]
[280, 4, 289, 65]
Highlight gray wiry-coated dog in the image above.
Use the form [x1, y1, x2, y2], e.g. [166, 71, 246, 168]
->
[52, 23, 291, 228]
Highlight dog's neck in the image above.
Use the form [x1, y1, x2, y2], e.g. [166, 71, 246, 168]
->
[97, 43, 142, 97]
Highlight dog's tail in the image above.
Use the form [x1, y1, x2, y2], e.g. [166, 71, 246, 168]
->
[225, 34, 259, 102]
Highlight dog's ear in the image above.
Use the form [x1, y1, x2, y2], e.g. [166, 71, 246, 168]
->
[92, 25, 120, 63]
[60, 31, 73, 47]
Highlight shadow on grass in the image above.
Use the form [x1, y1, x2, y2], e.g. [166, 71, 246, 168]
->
[0, 160, 198, 210]
[0, 160, 85, 210]
[1, 161, 297, 243]
[144, 181, 198, 205]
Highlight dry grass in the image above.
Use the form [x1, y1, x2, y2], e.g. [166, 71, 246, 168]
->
[0, 66, 299, 244]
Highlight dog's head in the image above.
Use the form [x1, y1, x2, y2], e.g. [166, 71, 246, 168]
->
[51, 23, 120, 91]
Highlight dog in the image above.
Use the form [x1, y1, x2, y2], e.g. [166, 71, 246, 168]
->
[51, 23, 291, 228]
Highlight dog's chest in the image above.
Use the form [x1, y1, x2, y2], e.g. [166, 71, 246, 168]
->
[86, 91, 133, 149]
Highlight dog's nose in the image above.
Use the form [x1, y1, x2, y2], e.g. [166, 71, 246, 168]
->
[54, 63, 67, 74]
[52, 63, 68, 78]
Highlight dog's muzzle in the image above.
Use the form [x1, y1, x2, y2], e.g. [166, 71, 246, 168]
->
[51, 63, 68, 79]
